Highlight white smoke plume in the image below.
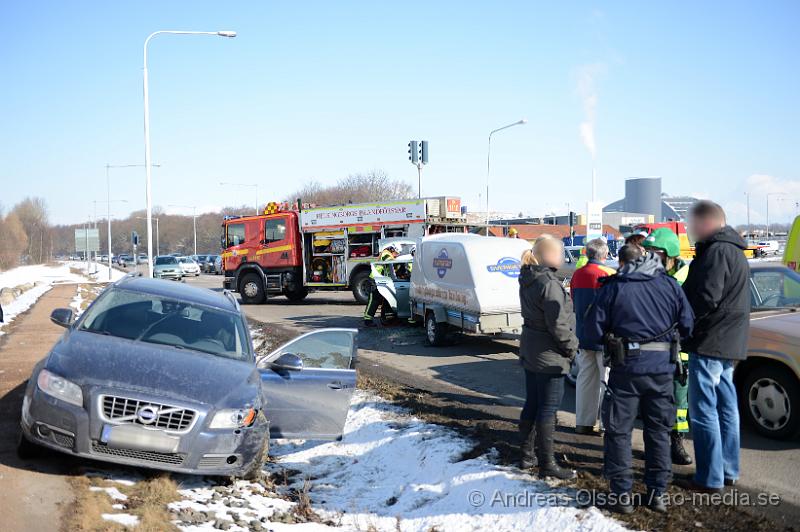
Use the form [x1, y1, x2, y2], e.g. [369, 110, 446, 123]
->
[576, 63, 606, 159]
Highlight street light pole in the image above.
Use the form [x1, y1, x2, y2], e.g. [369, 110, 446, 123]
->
[766, 192, 786, 238]
[143, 29, 236, 277]
[744, 191, 751, 244]
[486, 119, 527, 227]
[220, 182, 259, 215]
[168, 205, 198, 256]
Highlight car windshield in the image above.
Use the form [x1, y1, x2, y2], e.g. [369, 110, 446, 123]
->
[78, 288, 251, 361]
[155, 256, 176, 265]
[750, 268, 800, 310]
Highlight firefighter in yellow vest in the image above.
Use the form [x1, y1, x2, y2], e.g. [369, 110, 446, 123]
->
[363, 244, 400, 327]
[643, 227, 693, 465]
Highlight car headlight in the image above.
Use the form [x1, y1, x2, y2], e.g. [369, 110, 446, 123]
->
[37, 369, 83, 407]
[209, 408, 257, 429]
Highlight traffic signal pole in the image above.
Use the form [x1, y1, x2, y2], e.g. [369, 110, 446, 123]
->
[408, 140, 428, 198]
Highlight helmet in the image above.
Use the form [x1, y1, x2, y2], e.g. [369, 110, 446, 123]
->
[643, 227, 681, 258]
[508, 228, 519, 236]
[383, 243, 400, 254]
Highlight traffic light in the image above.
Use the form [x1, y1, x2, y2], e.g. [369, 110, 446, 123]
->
[569, 211, 577, 226]
[420, 140, 429, 165]
[408, 141, 419, 164]
[132, 231, 139, 246]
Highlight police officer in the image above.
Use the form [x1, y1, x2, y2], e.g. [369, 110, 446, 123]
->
[643, 228, 693, 466]
[363, 244, 399, 327]
[585, 244, 694, 513]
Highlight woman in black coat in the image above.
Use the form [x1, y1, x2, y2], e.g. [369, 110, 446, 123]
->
[518, 235, 578, 479]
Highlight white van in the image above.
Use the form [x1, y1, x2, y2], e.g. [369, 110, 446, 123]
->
[410, 234, 531, 345]
[758, 240, 781, 255]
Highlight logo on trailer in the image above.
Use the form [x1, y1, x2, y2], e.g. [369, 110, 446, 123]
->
[486, 257, 521, 278]
[433, 248, 453, 278]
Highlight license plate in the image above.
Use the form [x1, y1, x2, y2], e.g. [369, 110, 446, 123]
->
[101, 424, 180, 453]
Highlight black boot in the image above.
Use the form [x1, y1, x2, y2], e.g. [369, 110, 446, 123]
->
[671, 431, 693, 465]
[519, 420, 537, 469]
[535, 418, 576, 480]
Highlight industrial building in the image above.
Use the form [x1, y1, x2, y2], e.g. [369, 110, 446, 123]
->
[603, 177, 698, 222]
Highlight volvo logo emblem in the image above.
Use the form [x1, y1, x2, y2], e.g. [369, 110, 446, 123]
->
[136, 405, 159, 425]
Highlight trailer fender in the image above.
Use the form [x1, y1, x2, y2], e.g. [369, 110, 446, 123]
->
[426, 304, 448, 323]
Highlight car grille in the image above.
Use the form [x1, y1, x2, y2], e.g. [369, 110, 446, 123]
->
[92, 442, 184, 465]
[100, 395, 197, 433]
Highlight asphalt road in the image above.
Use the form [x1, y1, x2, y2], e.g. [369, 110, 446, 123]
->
[188, 274, 800, 524]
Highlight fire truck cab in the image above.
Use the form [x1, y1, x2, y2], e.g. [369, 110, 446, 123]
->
[221, 198, 466, 304]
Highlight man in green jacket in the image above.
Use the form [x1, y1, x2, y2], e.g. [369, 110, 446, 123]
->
[643, 227, 693, 465]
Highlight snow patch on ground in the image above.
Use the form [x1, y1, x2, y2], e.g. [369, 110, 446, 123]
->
[0, 261, 123, 336]
[90, 486, 128, 500]
[101, 513, 139, 527]
[169, 392, 626, 532]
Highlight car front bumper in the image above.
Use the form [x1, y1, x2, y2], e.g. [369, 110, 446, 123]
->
[21, 385, 267, 476]
[154, 270, 182, 280]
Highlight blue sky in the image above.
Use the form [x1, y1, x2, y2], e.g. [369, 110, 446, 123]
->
[1, 1, 798, 225]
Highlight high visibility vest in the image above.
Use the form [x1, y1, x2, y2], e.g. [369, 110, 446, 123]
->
[370, 250, 395, 279]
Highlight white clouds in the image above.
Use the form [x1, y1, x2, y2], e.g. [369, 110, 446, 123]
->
[745, 174, 800, 221]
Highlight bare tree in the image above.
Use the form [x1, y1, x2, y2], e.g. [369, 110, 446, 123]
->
[0, 212, 29, 270]
[11, 197, 51, 264]
[286, 170, 414, 206]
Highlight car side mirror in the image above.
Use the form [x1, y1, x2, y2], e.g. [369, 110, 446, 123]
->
[50, 308, 74, 328]
[270, 352, 303, 372]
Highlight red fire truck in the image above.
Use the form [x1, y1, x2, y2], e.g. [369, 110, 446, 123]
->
[221, 197, 466, 304]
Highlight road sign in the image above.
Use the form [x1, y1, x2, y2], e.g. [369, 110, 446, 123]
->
[75, 228, 100, 253]
[586, 201, 604, 242]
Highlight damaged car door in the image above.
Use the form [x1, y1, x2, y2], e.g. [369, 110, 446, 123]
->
[258, 328, 357, 440]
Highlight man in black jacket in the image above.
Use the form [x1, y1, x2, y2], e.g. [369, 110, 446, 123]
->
[682, 200, 750, 491]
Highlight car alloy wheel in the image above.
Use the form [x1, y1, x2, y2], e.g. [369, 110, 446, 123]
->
[748, 377, 791, 432]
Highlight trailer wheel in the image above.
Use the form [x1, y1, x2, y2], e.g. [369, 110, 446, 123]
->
[240, 273, 265, 304]
[425, 312, 449, 346]
[351, 270, 372, 305]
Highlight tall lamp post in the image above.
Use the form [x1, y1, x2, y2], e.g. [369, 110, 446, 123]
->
[220, 182, 259, 215]
[169, 205, 198, 256]
[486, 119, 527, 227]
[766, 192, 786, 238]
[744, 191, 751, 244]
[143, 30, 236, 277]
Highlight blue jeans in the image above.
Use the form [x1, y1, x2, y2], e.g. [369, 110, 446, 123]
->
[688, 353, 740, 488]
[520, 370, 565, 422]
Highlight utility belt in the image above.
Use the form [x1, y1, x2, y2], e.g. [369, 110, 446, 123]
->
[603, 324, 687, 385]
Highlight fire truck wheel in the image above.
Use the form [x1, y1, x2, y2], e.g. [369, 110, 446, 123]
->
[351, 270, 372, 305]
[284, 286, 308, 303]
[240, 273, 265, 304]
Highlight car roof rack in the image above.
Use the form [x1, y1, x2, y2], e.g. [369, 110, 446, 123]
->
[222, 289, 240, 310]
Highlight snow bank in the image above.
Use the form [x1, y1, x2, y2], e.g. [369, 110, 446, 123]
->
[0, 261, 122, 336]
[170, 392, 626, 532]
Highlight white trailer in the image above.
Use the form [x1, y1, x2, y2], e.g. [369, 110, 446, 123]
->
[410, 233, 531, 345]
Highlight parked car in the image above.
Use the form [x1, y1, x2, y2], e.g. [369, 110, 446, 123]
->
[178, 257, 201, 277]
[116, 254, 133, 268]
[137, 254, 149, 265]
[17, 276, 358, 477]
[736, 263, 800, 439]
[202, 255, 220, 274]
[153, 256, 184, 281]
